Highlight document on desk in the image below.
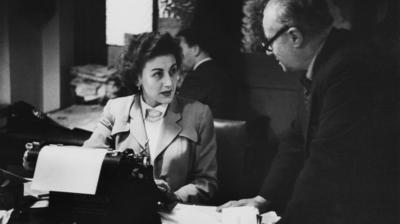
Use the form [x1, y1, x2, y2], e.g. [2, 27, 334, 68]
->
[160, 203, 221, 224]
[160, 204, 281, 224]
[31, 146, 107, 195]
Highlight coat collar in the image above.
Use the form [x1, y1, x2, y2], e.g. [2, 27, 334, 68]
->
[109, 95, 198, 160]
[311, 28, 352, 82]
[302, 28, 353, 152]
[127, 94, 183, 153]
[153, 98, 182, 159]
[129, 95, 148, 149]
[110, 95, 134, 136]
[194, 57, 212, 71]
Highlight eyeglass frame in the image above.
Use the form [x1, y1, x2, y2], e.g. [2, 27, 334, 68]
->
[261, 25, 290, 53]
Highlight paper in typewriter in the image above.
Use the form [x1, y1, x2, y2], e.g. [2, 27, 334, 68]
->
[31, 145, 107, 195]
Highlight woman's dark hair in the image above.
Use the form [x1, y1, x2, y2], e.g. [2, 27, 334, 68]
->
[119, 32, 182, 94]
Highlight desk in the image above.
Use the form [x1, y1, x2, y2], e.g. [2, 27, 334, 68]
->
[9, 205, 280, 224]
[47, 104, 103, 132]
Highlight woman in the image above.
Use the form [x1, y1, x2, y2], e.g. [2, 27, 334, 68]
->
[84, 32, 218, 204]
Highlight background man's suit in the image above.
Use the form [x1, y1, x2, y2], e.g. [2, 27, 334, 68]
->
[179, 60, 235, 119]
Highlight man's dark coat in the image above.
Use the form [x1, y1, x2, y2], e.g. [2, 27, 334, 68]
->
[179, 60, 235, 119]
[260, 29, 399, 224]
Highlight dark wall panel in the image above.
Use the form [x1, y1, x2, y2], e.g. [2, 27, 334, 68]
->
[243, 53, 302, 136]
[74, 0, 107, 65]
[8, 0, 46, 109]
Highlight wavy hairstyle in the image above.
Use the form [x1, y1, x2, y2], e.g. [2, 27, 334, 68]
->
[119, 32, 182, 94]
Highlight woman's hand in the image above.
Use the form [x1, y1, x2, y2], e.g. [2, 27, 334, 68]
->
[216, 196, 270, 213]
[22, 150, 34, 171]
[154, 179, 171, 193]
[154, 179, 181, 210]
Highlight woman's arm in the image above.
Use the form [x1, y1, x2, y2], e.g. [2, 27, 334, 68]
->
[83, 101, 115, 149]
[174, 105, 218, 204]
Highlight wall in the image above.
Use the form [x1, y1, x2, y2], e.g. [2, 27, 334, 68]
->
[0, 0, 74, 112]
[8, 0, 44, 109]
[0, 0, 11, 106]
[107, 18, 182, 66]
[243, 53, 301, 136]
[42, 2, 60, 112]
[74, 0, 106, 65]
[58, 1, 75, 109]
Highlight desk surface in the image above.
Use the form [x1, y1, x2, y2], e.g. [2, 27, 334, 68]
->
[47, 105, 103, 132]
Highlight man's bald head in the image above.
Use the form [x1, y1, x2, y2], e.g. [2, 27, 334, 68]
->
[264, 0, 333, 38]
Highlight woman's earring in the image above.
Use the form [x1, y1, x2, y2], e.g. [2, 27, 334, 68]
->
[137, 85, 141, 92]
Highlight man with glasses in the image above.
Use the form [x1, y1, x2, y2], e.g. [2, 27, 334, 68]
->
[218, 0, 398, 223]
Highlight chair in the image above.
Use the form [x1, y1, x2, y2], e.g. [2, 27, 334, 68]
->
[212, 117, 278, 205]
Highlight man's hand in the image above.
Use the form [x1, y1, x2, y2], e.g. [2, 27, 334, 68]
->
[216, 196, 270, 213]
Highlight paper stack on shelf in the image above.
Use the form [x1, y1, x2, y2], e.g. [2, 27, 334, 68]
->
[70, 64, 117, 103]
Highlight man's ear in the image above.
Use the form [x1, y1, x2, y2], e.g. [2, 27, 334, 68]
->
[192, 45, 201, 56]
[288, 27, 304, 48]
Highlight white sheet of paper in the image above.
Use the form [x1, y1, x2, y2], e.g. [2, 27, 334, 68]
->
[261, 211, 281, 224]
[160, 203, 221, 224]
[222, 206, 259, 224]
[160, 203, 280, 224]
[24, 181, 48, 197]
[31, 146, 107, 195]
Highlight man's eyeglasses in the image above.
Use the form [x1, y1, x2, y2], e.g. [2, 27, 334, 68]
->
[261, 26, 290, 53]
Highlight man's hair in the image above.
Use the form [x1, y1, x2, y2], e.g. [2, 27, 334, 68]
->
[119, 32, 181, 94]
[270, 0, 333, 37]
[177, 28, 212, 54]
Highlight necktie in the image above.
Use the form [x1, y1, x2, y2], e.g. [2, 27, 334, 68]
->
[299, 73, 312, 106]
[145, 108, 163, 122]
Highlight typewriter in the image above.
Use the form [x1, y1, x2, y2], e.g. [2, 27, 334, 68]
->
[24, 141, 176, 224]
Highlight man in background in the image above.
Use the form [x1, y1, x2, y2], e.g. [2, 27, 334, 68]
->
[177, 28, 235, 119]
[219, 0, 398, 223]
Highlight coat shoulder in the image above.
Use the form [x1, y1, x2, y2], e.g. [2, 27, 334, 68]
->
[105, 95, 135, 115]
[107, 95, 134, 106]
[176, 96, 210, 115]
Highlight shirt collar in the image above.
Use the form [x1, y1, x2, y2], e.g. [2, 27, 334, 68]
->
[194, 57, 212, 71]
[140, 95, 168, 119]
[305, 40, 326, 80]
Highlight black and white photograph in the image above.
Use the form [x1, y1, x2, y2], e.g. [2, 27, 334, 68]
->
[0, 0, 399, 223]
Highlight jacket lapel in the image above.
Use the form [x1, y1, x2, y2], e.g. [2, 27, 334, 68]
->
[303, 29, 350, 153]
[154, 98, 182, 160]
[129, 95, 148, 150]
[110, 96, 133, 136]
